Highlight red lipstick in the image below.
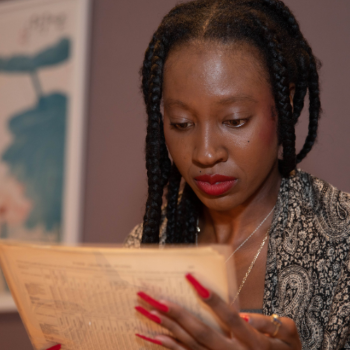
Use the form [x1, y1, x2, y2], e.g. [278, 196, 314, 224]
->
[194, 174, 236, 196]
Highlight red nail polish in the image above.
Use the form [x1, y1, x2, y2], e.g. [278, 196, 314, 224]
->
[45, 345, 61, 350]
[137, 291, 169, 312]
[135, 333, 162, 345]
[135, 306, 161, 324]
[240, 314, 250, 323]
[185, 273, 211, 299]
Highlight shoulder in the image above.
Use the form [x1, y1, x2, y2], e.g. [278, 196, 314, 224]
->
[295, 170, 350, 240]
[268, 170, 350, 347]
[124, 222, 143, 248]
[124, 210, 168, 248]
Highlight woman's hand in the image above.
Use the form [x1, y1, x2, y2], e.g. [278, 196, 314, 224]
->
[135, 273, 301, 350]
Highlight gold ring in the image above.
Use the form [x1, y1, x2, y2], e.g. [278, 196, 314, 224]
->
[270, 314, 282, 337]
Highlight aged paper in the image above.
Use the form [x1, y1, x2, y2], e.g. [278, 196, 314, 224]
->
[0, 242, 234, 350]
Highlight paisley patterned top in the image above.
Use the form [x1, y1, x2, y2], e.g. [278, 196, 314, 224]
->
[125, 170, 350, 350]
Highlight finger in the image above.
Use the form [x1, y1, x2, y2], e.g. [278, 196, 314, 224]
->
[138, 291, 169, 312]
[156, 312, 208, 350]
[185, 273, 255, 346]
[136, 333, 189, 350]
[136, 305, 208, 349]
[244, 313, 301, 347]
[135, 333, 163, 346]
[137, 290, 228, 349]
[155, 335, 190, 350]
[156, 301, 228, 350]
[185, 276, 298, 350]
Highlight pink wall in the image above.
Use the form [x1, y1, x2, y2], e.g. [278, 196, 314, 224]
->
[291, 1, 350, 195]
[1, 0, 349, 348]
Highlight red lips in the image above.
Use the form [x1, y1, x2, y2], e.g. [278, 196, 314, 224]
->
[194, 174, 237, 196]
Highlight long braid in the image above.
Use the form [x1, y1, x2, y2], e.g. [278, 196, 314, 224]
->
[142, 37, 172, 188]
[292, 53, 309, 124]
[250, 0, 321, 163]
[141, 39, 168, 243]
[141, 35, 157, 105]
[165, 164, 182, 244]
[296, 52, 321, 163]
[246, 12, 295, 175]
[176, 184, 200, 244]
[159, 118, 171, 187]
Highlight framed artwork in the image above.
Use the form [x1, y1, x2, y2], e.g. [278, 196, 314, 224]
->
[0, 0, 90, 311]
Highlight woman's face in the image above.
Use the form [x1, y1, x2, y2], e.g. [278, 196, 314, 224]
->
[163, 41, 280, 212]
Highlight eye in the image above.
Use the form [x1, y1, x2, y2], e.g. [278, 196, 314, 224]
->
[223, 119, 247, 128]
[170, 122, 193, 130]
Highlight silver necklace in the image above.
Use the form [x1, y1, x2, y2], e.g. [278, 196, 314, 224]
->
[224, 205, 275, 263]
[195, 206, 275, 304]
[195, 205, 275, 257]
[231, 230, 269, 304]
[196, 205, 275, 304]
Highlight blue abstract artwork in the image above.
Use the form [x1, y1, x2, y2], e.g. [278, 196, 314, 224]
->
[0, 38, 70, 240]
[0, 0, 89, 310]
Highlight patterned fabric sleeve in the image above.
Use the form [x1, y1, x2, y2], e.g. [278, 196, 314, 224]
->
[124, 209, 168, 248]
[342, 335, 350, 349]
[323, 250, 350, 350]
[262, 170, 350, 350]
[124, 223, 143, 248]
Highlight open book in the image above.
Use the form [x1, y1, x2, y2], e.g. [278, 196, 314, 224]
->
[0, 241, 236, 350]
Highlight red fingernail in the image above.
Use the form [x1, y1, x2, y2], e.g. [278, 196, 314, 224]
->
[46, 345, 61, 350]
[135, 333, 162, 345]
[185, 273, 211, 299]
[135, 306, 161, 324]
[137, 291, 169, 312]
[240, 314, 250, 323]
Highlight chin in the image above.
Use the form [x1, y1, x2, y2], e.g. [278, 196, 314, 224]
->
[199, 195, 243, 212]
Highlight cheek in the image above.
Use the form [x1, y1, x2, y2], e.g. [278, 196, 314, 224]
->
[227, 118, 278, 173]
[230, 119, 277, 155]
[257, 117, 278, 149]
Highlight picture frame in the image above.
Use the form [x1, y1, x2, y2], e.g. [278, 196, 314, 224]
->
[0, 0, 91, 311]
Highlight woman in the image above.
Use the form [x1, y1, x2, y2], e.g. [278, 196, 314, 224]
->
[125, 0, 350, 349]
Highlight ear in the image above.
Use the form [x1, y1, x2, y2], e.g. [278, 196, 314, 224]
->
[289, 83, 295, 111]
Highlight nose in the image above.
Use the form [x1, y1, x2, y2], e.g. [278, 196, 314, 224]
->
[192, 123, 228, 167]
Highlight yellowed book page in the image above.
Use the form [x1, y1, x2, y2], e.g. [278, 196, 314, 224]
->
[0, 242, 234, 350]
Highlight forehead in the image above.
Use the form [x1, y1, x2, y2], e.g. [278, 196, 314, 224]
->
[163, 40, 270, 103]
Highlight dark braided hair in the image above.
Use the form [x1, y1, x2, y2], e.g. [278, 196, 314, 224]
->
[140, 0, 321, 244]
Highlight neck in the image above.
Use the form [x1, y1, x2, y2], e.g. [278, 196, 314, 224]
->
[198, 165, 282, 248]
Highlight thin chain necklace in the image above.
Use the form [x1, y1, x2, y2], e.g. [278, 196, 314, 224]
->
[195, 205, 275, 304]
[224, 205, 275, 263]
[231, 230, 269, 304]
[195, 205, 275, 253]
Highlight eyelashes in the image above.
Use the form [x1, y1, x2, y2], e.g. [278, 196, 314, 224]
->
[170, 118, 249, 131]
[223, 119, 247, 128]
[170, 122, 194, 130]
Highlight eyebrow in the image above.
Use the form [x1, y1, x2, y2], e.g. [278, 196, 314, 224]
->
[216, 95, 258, 105]
[163, 94, 257, 109]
